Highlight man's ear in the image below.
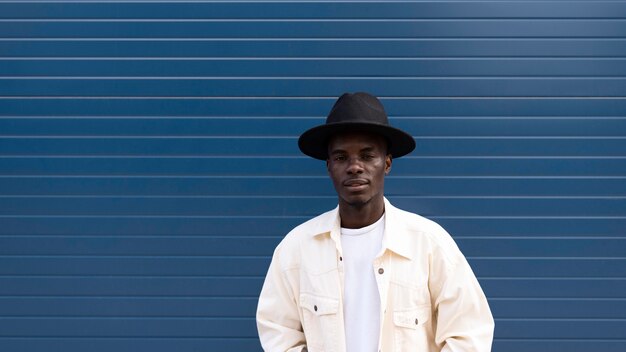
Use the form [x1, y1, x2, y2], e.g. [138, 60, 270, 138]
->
[385, 154, 392, 175]
[326, 159, 330, 172]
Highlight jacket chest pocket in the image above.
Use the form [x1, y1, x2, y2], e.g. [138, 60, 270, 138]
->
[393, 306, 432, 350]
[300, 293, 340, 352]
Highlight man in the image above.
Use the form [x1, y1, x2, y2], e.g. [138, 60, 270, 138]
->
[257, 92, 494, 351]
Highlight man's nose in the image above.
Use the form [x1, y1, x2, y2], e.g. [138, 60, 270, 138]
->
[346, 158, 364, 174]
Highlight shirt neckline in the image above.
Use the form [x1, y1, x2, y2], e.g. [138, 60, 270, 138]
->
[341, 213, 385, 236]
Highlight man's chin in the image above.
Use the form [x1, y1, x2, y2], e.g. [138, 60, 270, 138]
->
[342, 195, 371, 208]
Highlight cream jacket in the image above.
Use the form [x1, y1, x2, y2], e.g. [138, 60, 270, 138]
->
[257, 198, 494, 352]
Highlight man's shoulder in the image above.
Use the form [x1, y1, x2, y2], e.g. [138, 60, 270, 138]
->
[275, 207, 336, 248]
[289, 207, 336, 236]
[270, 207, 337, 270]
[388, 202, 462, 259]
[389, 202, 447, 235]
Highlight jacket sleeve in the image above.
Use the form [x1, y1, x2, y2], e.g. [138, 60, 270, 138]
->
[430, 245, 495, 351]
[257, 246, 307, 352]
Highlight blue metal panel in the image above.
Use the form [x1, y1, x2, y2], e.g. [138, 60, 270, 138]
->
[0, 339, 263, 352]
[0, 296, 259, 317]
[1, 1, 625, 351]
[3, 98, 626, 116]
[3, 59, 626, 77]
[1, 2, 624, 19]
[3, 39, 626, 57]
[3, 78, 626, 97]
[2, 21, 625, 38]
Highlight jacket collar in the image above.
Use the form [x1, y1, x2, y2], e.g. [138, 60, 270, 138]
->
[382, 198, 413, 260]
[312, 197, 413, 260]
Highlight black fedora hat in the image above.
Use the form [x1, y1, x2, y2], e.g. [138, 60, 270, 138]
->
[298, 92, 415, 160]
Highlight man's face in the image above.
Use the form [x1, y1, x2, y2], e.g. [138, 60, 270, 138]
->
[326, 131, 392, 208]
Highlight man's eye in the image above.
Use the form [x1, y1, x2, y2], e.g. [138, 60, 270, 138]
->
[362, 154, 375, 160]
[334, 155, 346, 161]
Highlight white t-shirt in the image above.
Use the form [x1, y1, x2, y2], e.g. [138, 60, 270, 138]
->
[340, 214, 385, 352]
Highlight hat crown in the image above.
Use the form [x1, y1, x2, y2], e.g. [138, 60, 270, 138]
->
[298, 91, 415, 160]
[326, 92, 389, 125]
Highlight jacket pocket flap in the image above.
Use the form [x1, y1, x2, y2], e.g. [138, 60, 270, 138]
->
[300, 293, 339, 316]
[393, 306, 431, 329]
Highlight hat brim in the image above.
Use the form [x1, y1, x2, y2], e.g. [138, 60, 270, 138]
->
[298, 122, 416, 160]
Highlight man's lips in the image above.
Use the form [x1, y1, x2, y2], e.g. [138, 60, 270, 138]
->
[343, 179, 369, 187]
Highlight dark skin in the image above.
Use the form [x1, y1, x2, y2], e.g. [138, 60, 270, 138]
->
[326, 131, 392, 229]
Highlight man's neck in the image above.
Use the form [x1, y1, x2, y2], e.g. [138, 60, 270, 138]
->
[339, 196, 385, 229]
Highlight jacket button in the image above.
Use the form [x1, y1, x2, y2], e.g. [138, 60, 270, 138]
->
[314, 305, 318, 312]
[339, 256, 343, 261]
[378, 268, 384, 274]
[415, 318, 419, 325]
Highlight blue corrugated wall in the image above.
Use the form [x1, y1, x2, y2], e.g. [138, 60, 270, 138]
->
[1, 1, 625, 351]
